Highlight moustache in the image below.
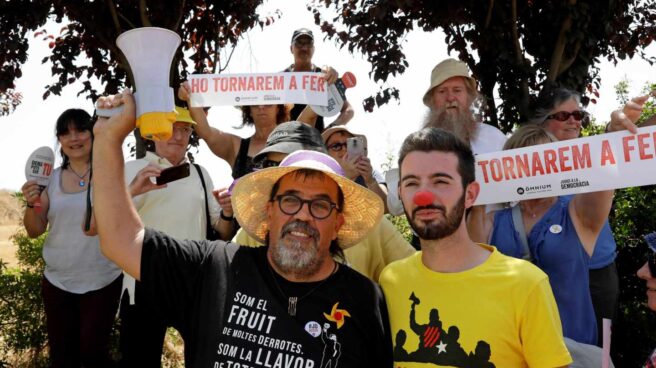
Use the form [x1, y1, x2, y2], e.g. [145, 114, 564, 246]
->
[281, 220, 319, 240]
[412, 204, 446, 218]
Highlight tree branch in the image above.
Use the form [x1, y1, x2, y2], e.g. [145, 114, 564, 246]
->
[105, 0, 122, 34]
[139, 0, 152, 26]
[511, 0, 529, 118]
[118, 12, 137, 29]
[547, 0, 577, 81]
[173, 0, 186, 30]
[559, 38, 582, 74]
[484, 0, 495, 29]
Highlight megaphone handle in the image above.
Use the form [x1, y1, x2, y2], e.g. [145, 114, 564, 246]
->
[95, 105, 125, 118]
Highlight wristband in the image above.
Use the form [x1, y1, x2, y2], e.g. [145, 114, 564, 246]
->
[220, 210, 234, 221]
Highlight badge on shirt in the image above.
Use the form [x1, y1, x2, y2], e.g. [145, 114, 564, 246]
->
[549, 224, 563, 234]
[305, 321, 322, 337]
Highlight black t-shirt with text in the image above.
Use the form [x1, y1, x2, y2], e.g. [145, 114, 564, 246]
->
[140, 228, 393, 367]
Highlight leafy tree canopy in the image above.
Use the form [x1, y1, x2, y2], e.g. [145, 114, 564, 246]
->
[0, 0, 279, 115]
[309, 0, 655, 133]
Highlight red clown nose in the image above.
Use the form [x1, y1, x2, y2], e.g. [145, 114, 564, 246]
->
[413, 191, 435, 206]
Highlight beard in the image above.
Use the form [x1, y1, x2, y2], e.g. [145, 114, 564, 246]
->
[405, 192, 466, 241]
[423, 103, 478, 144]
[270, 220, 323, 277]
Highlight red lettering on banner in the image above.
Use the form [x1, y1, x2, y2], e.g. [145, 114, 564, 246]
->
[477, 160, 490, 183]
[230, 77, 237, 91]
[256, 76, 264, 91]
[502, 157, 517, 180]
[600, 140, 616, 166]
[221, 78, 229, 91]
[572, 144, 591, 170]
[490, 159, 502, 182]
[558, 146, 572, 172]
[318, 77, 325, 92]
[273, 76, 284, 90]
[623, 135, 636, 162]
[531, 152, 545, 176]
[191, 78, 203, 93]
[515, 154, 530, 178]
[543, 149, 558, 174]
[638, 133, 654, 160]
[288, 76, 298, 90]
[302, 75, 310, 90]
[239, 77, 247, 91]
[247, 77, 255, 91]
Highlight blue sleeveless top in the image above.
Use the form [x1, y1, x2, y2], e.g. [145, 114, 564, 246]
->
[490, 196, 597, 345]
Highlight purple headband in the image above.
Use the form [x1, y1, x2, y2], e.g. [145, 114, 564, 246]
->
[280, 150, 346, 177]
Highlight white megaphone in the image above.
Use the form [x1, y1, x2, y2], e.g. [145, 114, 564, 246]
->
[97, 27, 181, 141]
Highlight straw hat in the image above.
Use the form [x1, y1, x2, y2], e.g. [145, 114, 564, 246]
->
[232, 150, 383, 248]
[422, 58, 477, 107]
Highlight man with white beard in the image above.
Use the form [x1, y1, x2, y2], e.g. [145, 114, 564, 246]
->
[421, 58, 506, 154]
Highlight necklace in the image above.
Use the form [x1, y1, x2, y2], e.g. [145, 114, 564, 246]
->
[267, 261, 338, 316]
[69, 165, 90, 187]
[520, 198, 556, 219]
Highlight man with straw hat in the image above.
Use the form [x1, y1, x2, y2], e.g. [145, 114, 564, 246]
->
[92, 91, 393, 367]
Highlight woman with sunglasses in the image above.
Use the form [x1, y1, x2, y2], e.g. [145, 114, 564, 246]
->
[529, 87, 619, 347]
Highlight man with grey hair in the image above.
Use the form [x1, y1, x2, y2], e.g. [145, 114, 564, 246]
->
[422, 58, 506, 154]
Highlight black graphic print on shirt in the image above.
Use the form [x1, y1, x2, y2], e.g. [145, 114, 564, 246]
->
[393, 292, 495, 368]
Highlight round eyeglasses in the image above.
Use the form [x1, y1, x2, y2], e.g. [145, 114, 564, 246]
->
[273, 194, 339, 220]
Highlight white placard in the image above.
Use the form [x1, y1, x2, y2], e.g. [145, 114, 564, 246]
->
[24, 146, 55, 187]
[475, 126, 656, 205]
[187, 72, 328, 107]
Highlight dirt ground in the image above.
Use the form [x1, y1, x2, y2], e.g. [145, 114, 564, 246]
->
[0, 190, 22, 268]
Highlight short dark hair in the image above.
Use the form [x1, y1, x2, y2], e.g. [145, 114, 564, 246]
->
[55, 109, 93, 169]
[269, 169, 345, 261]
[398, 127, 475, 188]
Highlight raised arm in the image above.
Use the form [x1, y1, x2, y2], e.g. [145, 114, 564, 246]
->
[93, 90, 145, 280]
[331, 100, 354, 126]
[178, 82, 240, 166]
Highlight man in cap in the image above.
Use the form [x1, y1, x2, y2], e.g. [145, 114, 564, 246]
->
[284, 27, 354, 131]
[92, 91, 392, 367]
[422, 58, 506, 154]
[380, 128, 571, 367]
[234, 121, 415, 281]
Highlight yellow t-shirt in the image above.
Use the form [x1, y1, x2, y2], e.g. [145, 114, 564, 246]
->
[379, 245, 572, 368]
[233, 216, 415, 281]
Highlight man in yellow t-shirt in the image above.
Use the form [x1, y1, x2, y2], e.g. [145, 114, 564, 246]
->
[380, 128, 572, 367]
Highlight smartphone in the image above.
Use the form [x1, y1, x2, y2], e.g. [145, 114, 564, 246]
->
[346, 136, 366, 159]
[156, 163, 190, 185]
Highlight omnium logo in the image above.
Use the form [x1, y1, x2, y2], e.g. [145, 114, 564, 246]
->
[516, 184, 552, 195]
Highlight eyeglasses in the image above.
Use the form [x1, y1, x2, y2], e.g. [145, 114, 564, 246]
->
[173, 126, 193, 136]
[273, 194, 339, 220]
[256, 159, 280, 169]
[327, 142, 347, 152]
[545, 110, 588, 122]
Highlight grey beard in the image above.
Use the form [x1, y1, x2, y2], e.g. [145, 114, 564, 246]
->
[270, 221, 323, 277]
[422, 106, 479, 145]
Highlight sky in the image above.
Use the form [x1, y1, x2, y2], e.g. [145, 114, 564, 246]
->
[0, 1, 654, 191]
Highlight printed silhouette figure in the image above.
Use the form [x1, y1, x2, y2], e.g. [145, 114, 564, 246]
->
[393, 330, 410, 361]
[468, 341, 495, 368]
[320, 323, 342, 368]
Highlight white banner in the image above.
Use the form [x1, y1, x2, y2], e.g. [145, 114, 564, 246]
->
[187, 72, 328, 107]
[475, 126, 656, 205]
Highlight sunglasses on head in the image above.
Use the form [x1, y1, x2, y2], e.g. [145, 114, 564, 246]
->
[546, 110, 588, 122]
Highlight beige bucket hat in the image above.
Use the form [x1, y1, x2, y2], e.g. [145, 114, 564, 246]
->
[422, 58, 477, 107]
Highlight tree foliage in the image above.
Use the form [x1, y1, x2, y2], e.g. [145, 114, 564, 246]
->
[309, 0, 656, 133]
[0, 0, 279, 115]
